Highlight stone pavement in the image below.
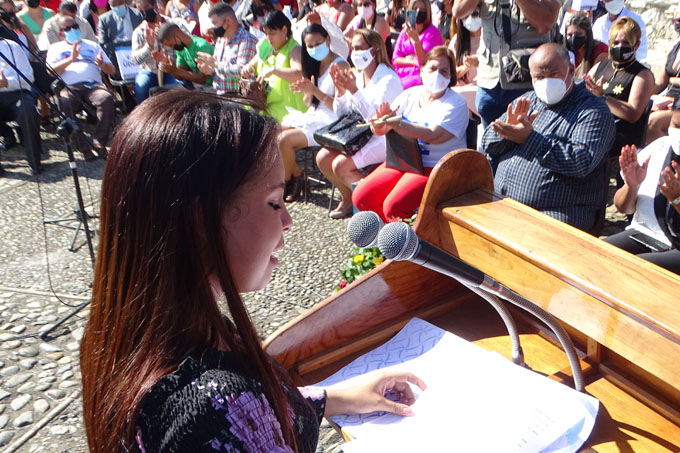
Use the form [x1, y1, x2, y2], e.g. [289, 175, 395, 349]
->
[0, 123, 626, 452]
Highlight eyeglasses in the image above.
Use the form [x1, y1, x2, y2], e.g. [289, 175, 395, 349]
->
[61, 23, 79, 32]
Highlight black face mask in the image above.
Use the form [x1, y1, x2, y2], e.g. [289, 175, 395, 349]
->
[415, 10, 426, 23]
[26, 0, 41, 8]
[0, 9, 18, 25]
[142, 7, 156, 23]
[566, 35, 586, 52]
[174, 42, 185, 51]
[611, 44, 634, 62]
[213, 25, 226, 37]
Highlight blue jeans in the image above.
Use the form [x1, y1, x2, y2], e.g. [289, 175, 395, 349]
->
[134, 71, 181, 104]
[475, 84, 530, 128]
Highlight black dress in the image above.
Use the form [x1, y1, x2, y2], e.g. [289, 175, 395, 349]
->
[594, 58, 649, 154]
[135, 348, 326, 452]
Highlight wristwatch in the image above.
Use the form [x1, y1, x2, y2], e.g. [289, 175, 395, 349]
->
[672, 195, 680, 206]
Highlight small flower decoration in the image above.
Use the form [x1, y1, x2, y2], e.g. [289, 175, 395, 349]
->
[612, 84, 624, 95]
[353, 254, 365, 263]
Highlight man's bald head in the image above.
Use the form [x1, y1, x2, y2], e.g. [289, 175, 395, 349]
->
[58, 14, 76, 28]
[529, 43, 571, 76]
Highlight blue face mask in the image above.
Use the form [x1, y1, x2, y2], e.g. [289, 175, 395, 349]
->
[307, 42, 329, 61]
[112, 5, 126, 17]
[65, 28, 81, 43]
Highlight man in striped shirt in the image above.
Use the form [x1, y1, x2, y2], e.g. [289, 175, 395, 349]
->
[196, 3, 256, 95]
[482, 43, 615, 233]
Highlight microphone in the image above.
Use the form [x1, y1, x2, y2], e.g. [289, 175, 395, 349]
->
[376, 222, 585, 391]
[377, 221, 486, 288]
[347, 211, 384, 248]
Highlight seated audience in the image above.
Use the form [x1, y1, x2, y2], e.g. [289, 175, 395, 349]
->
[41, 1, 96, 47]
[158, 22, 213, 88]
[1, 0, 39, 54]
[603, 101, 680, 273]
[130, 0, 184, 102]
[277, 23, 349, 202]
[241, 11, 306, 122]
[0, 37, 43, 174]
[319, 29, 403, 218]
[82, 0, 109, 34]
[449, 7, 479, 115]
[17, 0, 54, 39]
[47, 15, 115, 160]
[164, 0, 200, 35]
[195, 3, 256, 96]
[585, 17, 654, 158]
[436, 0, 453, 44]
[482, 43, 615, 233]
[391, 0, 441, 89]
[344, 0, 391, 56]
[563, 12, 608, 79]
[592, 0, 646, 60]
[646, 5, 680, 144]
[353, 46, 467, 222]
[98, 0, 143, 80]
[80, 90, 424, 452]
[314, 0, 353, 31]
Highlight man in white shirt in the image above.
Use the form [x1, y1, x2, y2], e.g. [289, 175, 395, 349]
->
[592, 0, 647, 60]
[0, 38, 43, 174]
[47, 15, 116, 159]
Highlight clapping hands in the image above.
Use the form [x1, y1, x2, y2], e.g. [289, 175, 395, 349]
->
[619, 145, 649, 189]
[329, 63, 357, 96]
[660, 160, 680, 204]
[491, 97, 538, 144]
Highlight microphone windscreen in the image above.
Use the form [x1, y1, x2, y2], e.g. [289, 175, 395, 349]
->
[377, 221, 418, 260]
[347, 211, 384, 248]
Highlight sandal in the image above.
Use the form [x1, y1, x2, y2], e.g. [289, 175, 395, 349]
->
[284, 173, 305, 203]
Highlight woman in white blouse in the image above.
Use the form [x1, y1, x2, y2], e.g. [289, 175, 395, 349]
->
[319, 28, 403, 219]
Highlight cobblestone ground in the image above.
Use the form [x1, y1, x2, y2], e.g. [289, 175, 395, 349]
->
[0, 123, 625, 452]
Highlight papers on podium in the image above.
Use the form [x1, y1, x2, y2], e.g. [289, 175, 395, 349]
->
[314, 318, 599, 453]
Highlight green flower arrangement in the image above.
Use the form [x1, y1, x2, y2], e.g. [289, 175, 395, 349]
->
[337, 214, 416, 291]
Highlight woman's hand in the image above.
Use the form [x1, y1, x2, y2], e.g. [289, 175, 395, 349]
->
[619, 144, 649, 189]
[583, 74, 605, 97]
[258, 65, 276, 82]
[463, 54, 478, 68]
[329, 63, 357, 95]
[404, 20, 419, 42]
[290, 75, 316, 95]
[660, 160, 680, 204]
[325, 371, 427, 417]
[370, 101, 398, 135]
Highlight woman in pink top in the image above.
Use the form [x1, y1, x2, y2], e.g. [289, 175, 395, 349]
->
[391, 0, 441, 89]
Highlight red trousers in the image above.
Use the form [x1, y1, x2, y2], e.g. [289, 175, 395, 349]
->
[352, 163, 434, 222]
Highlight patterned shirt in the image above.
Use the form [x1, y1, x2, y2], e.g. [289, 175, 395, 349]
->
[136, 348, 326, 452]
[212, 26, 257, 94]
[482, 82, 615, 231]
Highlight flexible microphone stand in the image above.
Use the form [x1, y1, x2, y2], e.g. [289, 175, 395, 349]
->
[0, 32, 96, 338]
[0, 22, 100, 254]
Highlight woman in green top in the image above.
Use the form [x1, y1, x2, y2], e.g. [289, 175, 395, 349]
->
[18, 0, 53, 36]
[242, 10, 307, 123]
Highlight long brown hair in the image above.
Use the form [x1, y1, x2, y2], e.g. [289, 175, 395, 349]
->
[80, 92, 298, 452]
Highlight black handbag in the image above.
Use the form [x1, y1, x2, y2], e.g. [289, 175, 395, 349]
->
[385, 130, 424, 175]
[313, 111, 373, 155]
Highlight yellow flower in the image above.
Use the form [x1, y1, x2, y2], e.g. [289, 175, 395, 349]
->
[374, 256, 384, 266]
[612, 84, 624, 95]
[353, 254, 365, 263]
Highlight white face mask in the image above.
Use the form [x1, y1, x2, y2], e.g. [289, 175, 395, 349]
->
[604, 0, 624, 15]
[668, 126, 680, 155]
[358, 5, 373, 20]
[462, 16, 481, 32]
[532, 69, 572, 105]
[351, 48, 374, 70]
[421, 70, 449, 94]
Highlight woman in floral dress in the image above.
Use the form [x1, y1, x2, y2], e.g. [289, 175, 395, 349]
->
[79, 91, 424, 452]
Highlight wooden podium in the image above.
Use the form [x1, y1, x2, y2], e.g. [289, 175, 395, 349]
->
[264, 150, 680, 451]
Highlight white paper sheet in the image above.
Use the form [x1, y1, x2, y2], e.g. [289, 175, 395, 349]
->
[314, 318, 599, 453]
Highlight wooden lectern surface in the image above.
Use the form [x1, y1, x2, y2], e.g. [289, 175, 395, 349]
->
[264, 150, 680, 452]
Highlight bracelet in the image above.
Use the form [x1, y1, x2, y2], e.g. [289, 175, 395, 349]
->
[672, 195, 680, 206]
